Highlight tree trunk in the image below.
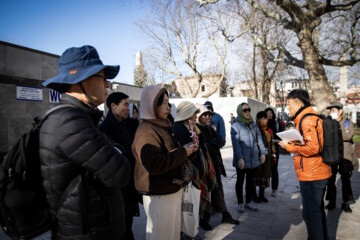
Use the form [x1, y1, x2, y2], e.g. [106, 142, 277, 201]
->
[261, 44, 271, 104]
[252, 43, 258, 99]
[298, 27, 335, 113]
[189, 72, 201, 98]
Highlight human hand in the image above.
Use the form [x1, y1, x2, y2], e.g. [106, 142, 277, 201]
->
[278, 141, 288, 149]
[238, 158, 245, 169]
[191, 141, 199, 153]
[184, 143, 197, 156]
[260, 154, 266, 164]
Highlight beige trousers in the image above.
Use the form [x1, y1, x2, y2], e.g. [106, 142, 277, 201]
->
[143, 189, 183, 240]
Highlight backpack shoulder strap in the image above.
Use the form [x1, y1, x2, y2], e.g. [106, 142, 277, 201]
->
[299, 113, 320, 136]
[34, 104, 75, 129]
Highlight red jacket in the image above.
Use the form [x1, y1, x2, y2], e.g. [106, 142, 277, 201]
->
[286, 107, 331, 181]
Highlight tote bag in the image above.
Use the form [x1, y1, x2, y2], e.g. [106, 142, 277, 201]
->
[181, 182, 201, 237]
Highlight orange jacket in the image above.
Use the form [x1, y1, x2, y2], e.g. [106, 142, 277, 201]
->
[285, 107, 331, 181]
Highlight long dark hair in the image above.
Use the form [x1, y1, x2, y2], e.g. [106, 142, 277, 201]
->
[265, 108, 277, 134]
[157, 91, 169, 107]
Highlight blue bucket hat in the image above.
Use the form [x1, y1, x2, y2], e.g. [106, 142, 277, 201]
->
[43, 45, 120, 91]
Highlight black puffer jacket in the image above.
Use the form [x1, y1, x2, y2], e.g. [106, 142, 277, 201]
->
[100, 111, 140, 217]
[39, 94, 130, 240]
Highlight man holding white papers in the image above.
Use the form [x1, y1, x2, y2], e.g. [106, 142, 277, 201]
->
[278, 89, 331, 240]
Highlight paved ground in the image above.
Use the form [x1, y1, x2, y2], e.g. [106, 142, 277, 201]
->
[133, 145, 360, 240]
[1, 145, 359, 240]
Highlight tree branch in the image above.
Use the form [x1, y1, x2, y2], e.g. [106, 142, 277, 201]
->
[319, 56, 360, 66]
[317, 0, 360, 16]
[245, 0, 296, 30]
[195, 0, 219, 7]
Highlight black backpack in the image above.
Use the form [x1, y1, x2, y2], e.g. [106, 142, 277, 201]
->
[0, 104, 73, 240]
[299, 113, 343, 165]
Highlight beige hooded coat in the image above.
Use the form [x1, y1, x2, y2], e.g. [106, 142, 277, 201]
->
[132, 86, 187, 194]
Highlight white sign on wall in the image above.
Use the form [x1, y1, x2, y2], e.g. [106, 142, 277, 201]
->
[16, 86, 42, 101]
[49, 89, 63, 103]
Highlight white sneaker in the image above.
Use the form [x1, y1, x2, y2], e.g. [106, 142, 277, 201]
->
[237, 204, 245, 213]
[245, 202, 259, 212]
[272, 190, 277, 197]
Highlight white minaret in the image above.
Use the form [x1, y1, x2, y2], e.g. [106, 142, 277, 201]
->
[136, 50, 143, 67]
[339, 55, 348, 105]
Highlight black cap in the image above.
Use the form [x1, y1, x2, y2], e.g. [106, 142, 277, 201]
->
[204, 101, 213, 107]
[326, 102, 343, 110]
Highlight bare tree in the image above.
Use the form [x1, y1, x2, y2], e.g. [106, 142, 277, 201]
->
[348, 63, 360, 86]
[141, 48, 171, 85]
[137, 0, 230, 98]
[196, 0, 360, 112]
[202, 2, 294, 104]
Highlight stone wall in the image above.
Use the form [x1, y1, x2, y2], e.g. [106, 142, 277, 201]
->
[0, 41, 59, 154]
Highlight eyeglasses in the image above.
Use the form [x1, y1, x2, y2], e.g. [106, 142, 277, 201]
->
[93, 74, 108, 83]
[242, 108, 251, 113]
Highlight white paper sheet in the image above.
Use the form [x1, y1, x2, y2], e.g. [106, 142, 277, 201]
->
[276, 129, 304, 156]
[276, 129, 304, 144]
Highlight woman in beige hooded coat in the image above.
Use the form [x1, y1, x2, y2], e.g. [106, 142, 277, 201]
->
[132, 85, 196, 240]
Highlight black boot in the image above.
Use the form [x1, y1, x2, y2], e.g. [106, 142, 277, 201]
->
[342, 202, 352, 213]
[199, 218, 213, 231]
[252, 190, 261, 203]
[325, 200, 336, 210]
[259, 187, 268, 203]
[221, 211, 240, 225]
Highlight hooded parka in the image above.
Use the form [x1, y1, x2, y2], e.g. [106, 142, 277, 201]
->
[132, 86, 188, 195]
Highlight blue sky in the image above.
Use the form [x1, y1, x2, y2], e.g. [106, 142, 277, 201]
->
[0, 0, 148, 85]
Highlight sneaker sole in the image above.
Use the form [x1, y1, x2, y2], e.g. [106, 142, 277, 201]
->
[245, 206, 258, 212]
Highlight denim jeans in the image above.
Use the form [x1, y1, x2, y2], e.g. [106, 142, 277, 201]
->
[299, 179, 329, 240]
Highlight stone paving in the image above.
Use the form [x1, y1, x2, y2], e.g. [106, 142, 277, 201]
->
[1, 145, 359, 240]
[133, 145, 360, 240]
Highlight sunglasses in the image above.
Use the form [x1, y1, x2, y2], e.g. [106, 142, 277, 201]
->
[202, 113, 212, 117]
[242, 108, 251, 113]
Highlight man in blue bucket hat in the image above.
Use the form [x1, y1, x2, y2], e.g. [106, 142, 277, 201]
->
[39, 45, 130, 240]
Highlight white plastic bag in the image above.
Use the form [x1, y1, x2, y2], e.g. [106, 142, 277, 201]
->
[181, 182, 201, 237]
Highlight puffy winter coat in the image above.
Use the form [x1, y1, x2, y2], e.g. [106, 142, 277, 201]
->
[285, 106, 331, 181]
[100, 111, 140, 217]
[231, 121, 266, 169]
[39, 94, 130, 240]
[211, 113, 226, 144]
